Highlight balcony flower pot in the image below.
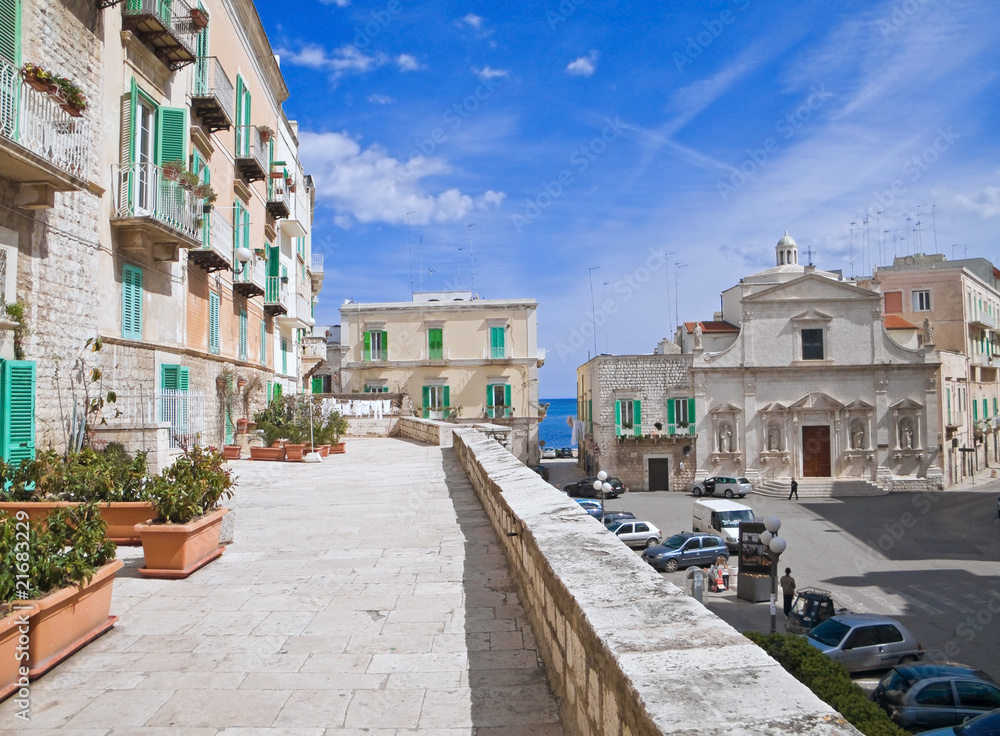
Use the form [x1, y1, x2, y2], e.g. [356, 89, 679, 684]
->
[250, 445, 285, 461]
[60, 101, 84, 118]
[222, 445, 242, 460]
[21, 64, 56, 94]
[25, 558, 124, 678]
[190, 7, 209, 29]
[269, 171, 285, 179]
[284, 443, 306, 462]
[135, 507, 228, 579]
[0, 604, 37, 701]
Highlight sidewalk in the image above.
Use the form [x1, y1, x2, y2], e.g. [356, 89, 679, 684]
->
[1, 437, 564, 734]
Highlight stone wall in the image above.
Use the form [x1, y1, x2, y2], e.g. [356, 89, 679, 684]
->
[452, 427, 861, 736]
[90, 423, 176, 476]
[347, 416, 400, 437]
[397, 416, 454, 447]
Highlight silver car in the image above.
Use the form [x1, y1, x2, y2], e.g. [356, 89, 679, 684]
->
[607, 520, 662, 549]
[806, 613, 923, 673]
[691, 476, 752, 498]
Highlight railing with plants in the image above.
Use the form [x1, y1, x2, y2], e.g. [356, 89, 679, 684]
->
[192, 56, 234, 118]
[235, 124, 268, 169]
[0, 60, 91, 179]
[267, 169, 292, 209]
[113, 162, 202, 239]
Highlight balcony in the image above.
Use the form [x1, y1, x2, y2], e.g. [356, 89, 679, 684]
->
[310, 253, 324, 293]
[190, 57, 233, 133]
[111, 162, 202, 261]
[122, 0, 198, 71]
[234, 125, 267, 182]
[188, 206, 232, 273]
[266, 171, 290, 219]
[279, 294, 313, 329]
[482, 347, 514, 360]
[0, 60, 91, 204]
[232, 252, 265, 298]
[264, 275, 288, 316]
[970, 310, 998, 330]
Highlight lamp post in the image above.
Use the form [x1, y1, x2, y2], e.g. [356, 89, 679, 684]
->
[759, 515, 787, 633]
[593, 470, 612, 525]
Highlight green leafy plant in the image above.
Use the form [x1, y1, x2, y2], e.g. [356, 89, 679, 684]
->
[0, 446, 148, 503]
[5, 299, 28, 360]
[744, 632, 910, 736]
[313, 409, 347, 446]
[146, 446, 235, 524]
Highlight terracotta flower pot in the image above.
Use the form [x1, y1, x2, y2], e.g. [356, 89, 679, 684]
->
[317, 444, 330, 457]
[284, 443, 306, 462]
[0, 501, 153, 544]
[0, 604, 37, 701]
[26, 558, 124, 678]
[250, 446, 285, 461]
[331, 442, 346, 454]
[222, 445, 242, 460]
[135, 507, 228, 579]
[0, 501, 73, 527]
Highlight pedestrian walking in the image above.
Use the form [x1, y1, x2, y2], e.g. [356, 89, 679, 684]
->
[779, 567, 796, 617]
[788, 477, 798, 500]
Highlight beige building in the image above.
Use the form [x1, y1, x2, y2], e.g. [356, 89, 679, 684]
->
[341, 291, 544, 463]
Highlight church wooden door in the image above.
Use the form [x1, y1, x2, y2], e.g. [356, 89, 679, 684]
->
[802, 425, 831, 477]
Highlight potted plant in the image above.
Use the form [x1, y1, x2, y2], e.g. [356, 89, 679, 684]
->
[21, 63, 56, 93]
[161, 160, 184, 182]
[179, 170, 200, 190]
[134, 446, 235, 579]
[222, 445, 242, 460]
[0, 514, 37, 700]
[190, 7, 209, 29]
[314, 408, 348, 454]
[257, 126, 274, 143]
[10, 503, 123, 679]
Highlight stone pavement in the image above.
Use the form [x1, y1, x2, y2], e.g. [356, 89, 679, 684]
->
[0, 437, 565, 735]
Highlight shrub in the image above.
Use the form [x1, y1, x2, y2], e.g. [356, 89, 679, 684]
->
[744, 632, 911, 736]
[146, 446, 235, 524]
[0, 445, 148, 502]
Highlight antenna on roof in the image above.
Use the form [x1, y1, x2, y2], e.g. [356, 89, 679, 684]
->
[406, 211, 416, 292]
[849, 222, 858, 277]
[467, 223, 475, 297]
[418, 235, 424, 290]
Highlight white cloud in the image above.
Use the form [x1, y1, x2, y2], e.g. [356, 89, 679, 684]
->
[281, 44, 330, 70]
[566, 50, 599, 77]
[475, 66, 508, 80]
[462, 13, 483, 29]
[318, 0, 349, 5]
[396, 54, 422, 72]
[299, 131, 505, 227]
[367, 93, 394, 105]
[277, 43, 388, 80]
[953, 186, 1000, 219]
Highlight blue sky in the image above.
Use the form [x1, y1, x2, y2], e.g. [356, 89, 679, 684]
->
[257, 0, 1000, 397]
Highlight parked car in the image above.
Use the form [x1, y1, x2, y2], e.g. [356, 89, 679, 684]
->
[919, 708, 1000, 735]
[572, 498, 603, 518]
[528, 464, 550, 481]
[562, 476, 627, 499]
[805, 613, 923, 673]
[559, 447, 574, 458]
[692, 498, 755, 551]
[607, 520, 662, 548]
[602, 511, 637, 528]
[641, 532, 729, 572]
[691, 476, 752, 498]
[872, 664, 1000, 733]
[541, 447, 557, 459]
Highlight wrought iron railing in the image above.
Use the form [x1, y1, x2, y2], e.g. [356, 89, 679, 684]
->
[192, 56, 234, 116]
[112, 162, 202, 239]
[234, 252, 266, 291]
[201, 206, 232, 264]
[235, 124, 267, 168]
[103, 388, 206, 450]
[0, 59, 91, 179]
[265, 275, 289, 307]
[267, 170, 291, 209]
[311, 253, 324, 273]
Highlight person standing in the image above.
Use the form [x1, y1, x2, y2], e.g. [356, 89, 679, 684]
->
[780, 567, 796, 616]
[788, 477, 799, 500]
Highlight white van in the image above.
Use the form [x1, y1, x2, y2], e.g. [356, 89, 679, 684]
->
[692, 499, 755, 552]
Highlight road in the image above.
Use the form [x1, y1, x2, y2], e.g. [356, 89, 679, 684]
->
[540, 458, 1000, 683]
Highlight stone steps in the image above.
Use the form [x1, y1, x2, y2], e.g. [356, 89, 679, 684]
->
[755, 478, 888, 498]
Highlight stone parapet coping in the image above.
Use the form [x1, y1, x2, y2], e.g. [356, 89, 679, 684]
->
[452, 427, 861, 736]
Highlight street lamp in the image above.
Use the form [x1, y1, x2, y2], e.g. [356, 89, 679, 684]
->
[761, 515, 787, 633]
[593, 470, 612, 525]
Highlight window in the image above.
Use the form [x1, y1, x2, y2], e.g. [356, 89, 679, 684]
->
[421, 385, 449, 418]
[487, 383, 511, 418]
[667, 397, 695, 436]
[883, 291, 903, 314]
[238, 308, 248, 361]
[281, 337, 288, 374]
[122, 264, 143, 340]
[1, 360, 36, 465]
[843, 626, 879, 649]
[912, 290, 931, 311]
[260, 319, 267, 365]
[956, 681, 1000, 709]
[914, 682, 955, 707]
[876, 624, 904, 644]
[802, 328, 824, 360]
[159, 364, 190, 441]
[123, 81, 188, 217]
[235, 74, 252, 157]
[364, 383, 388, 393]
[490, 326, 506, 359]
[209, 291, 220, 354]
[615, 399, 641, 437]
[428, 328, 443, 360]
[364, 330, 388, 361]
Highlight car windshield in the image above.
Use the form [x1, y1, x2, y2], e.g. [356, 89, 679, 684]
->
[662, 534, 688, 549]
[876, 669, 914, 705]
[717, 510, 755, 524]
[808, 618, 851, 647]
[608, 521, 625, 531]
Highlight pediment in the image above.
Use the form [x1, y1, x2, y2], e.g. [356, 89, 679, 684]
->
[709, 403, 743, 415]
[744, 273, 877, 303]
[758, 402, 789, 413]
[790, 391, 844, 410]
[890, 398, 924, 410]
[844, 399, 874, 410]
[790, 309, 834, 322]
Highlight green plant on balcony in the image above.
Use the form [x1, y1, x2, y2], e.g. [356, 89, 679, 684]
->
[21, 63, 57, 91]
[194, 182, 217, 204]
[179, 170, 200, 190]
[257, 126, 274, 143]
[161, 160, 184, 181]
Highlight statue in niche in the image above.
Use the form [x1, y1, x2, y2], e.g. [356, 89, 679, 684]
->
[900, 419, 913, 449]
[851, 420, 865, 450]
[693, 322, 703, 349]
[767, 425, 781, 451]
[719, 424, 732, 453]
[923, 318, 934, 345]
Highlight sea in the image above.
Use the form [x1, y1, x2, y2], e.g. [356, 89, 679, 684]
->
[538, 398, 577, 449]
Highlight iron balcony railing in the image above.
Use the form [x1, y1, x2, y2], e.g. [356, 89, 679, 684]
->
[267, 171, 291, 209]
[191, 56, 234, 129]
[311, 253, 324, 273]
[123, 0, 198, 69]
[234, 252, 266, 291]
[0, 59, 91, 180]
[112, 162, 201, 239]
[235, 124, 267, 171]
[201, 206, 233, 265]
[265, 275, 289, 308]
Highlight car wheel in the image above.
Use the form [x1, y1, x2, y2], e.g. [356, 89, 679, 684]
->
[724, 489, 734, 498]
[644, 537, 659, 549]
[693, 487, 703, 497]
[664, 558, 679, 573]
[899, 655, 919, 664]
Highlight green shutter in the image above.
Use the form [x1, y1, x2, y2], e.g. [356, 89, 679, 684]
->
[209, 291, 220, 354]
[1, 360, 35, 465]
[486, 384, 494, 410]
[281, 338, 288, 374]
[381, 331, 388, 361]
[122, 264, 143, 340]
[260, 319, 267, 365]
[266, 380, 272, 401]
[312, 377, 323, 394]
[614, 400, 621, 436]
[667, 398, 675, 434]
[974, 401, 978, 422]
[687, 398, 695, 435]
[429, 328, 442, 359]
[504, 384, 511, 417]
[443, 385, 450, 409]
[268, 244, 280, 277]
[0, 0, 20, 68]
[363, 331, 371, 361]
[239, 308, 248, 360]
[633, 400, 642, 437]
[154, 107, 187, 166]
[422, 385, 430, 418]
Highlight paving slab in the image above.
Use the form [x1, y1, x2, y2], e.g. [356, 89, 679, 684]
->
[0, 438, 565, 734]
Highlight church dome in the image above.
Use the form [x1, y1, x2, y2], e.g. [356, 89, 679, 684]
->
[776, 231, 797, 247]
[775, 230, 798, 267]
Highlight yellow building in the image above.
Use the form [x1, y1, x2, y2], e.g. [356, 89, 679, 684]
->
[341, 291, 544, 463]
